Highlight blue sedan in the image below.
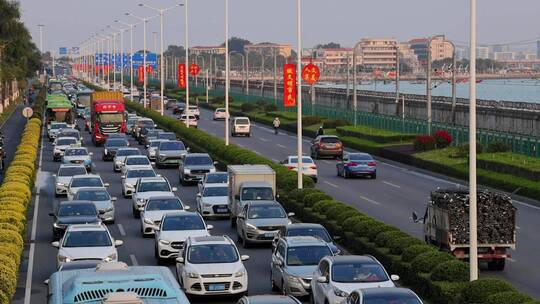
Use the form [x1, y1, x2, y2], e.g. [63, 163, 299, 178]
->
[336, 152, 377, 179]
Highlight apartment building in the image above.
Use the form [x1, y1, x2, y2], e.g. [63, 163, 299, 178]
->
[313, 48, 353, 68]
[244, 43, 292, 57]
[359, 38, 398, 69]
[409, 37, 453, 65]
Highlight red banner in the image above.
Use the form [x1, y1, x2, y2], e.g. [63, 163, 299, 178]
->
[138, 66, 144, 83]
[146, 65, 153, 74]
[189, 64, 201, 76]
[283, 64, 296, 107]
[178, 64, 186, 88]
[301, 63, 320, 85]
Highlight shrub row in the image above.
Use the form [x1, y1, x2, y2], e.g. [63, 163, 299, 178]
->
[337, 125, 416, 144]
[477, 157, 540, 181]
[0, 87, 45, 303]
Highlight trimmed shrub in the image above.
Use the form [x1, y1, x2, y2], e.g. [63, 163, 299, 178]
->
[451, 142, 485, 158]
[263, 104, 278, 113]
[375, 230, 408, 248]
[430, 260, 469, 283]
[386, 235, 424, 255]
[486, 140, 511, 153]
[303, 192, 332, 208]
[402, 244, 437, 262]
[461, 278, 516, 304]
[434, 130, 453, 148]
[414, 135, 436, 151]
[303, 115, 322, 126]
[240, 102, 257, 113]
[0, 262, 17, 300]
[323, 119, 349, 129]
[485, 291, 531, 304]
[411, 251, 454, 274]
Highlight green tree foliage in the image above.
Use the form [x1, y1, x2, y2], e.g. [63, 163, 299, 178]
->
[314, 42, 342, 49]
[221, 37, 251, 55]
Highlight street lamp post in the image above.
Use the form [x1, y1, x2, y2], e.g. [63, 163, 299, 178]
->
[116, 20, 137, 101]
[352, 41, 362, 126]
[106, 28, 118, 90]
[140, 3, 182, 116]
[37, 24, 45, 76]
[110, 26, 127, 91]
[225, 0, 230, 145]
[469, 0, 478, 282]
[183, 0, 191, 128]
[426, 34, 445, 135]
[229, 51, 245, 90]
[296, 0, 303, 189]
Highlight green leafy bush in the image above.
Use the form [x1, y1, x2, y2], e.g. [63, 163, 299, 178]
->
[303, 192, 332, 208]
[402, 244, 437, 262]
[323, 119, 349, 129]
[430, 260, 469, 282]
[486, 140, 511, 153]
[240, 102, 258, 113]
[484, 291, 531, 304]
[460, 278, 515, 304]
[411, 251, 453, 273]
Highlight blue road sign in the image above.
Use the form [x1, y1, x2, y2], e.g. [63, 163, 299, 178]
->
[59, 47, 68, 55]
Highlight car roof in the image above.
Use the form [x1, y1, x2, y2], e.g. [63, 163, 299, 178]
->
[125, 155, 148, 159]
[360, 287, 418, 297]
[72, 174, 101, 179]
[126, 166, 155, 171]
[74, 187, 108, 193]
[286, 223, 325, 230]
[189, 235, 231, 245]
[64, 146, 87, 150]
[164, 211, 200, 218]
[243, 295, 300, 304]
[203, 183, 228, 189]
[317, 135, 339, 139]
[117, 147, 139, 151]
[139, 176, 167, 182]
[147, 195, 181, 201]
[346, 152, 372, 157]
[247, 201, 282, 208]
[58, 200, 95, 206]
[66, 224, 107, 231]
[56, 136, 77, 141]
[59, 164, 86, 169]
[282, 236, 328, 247]
[328, 255, 378, 264]
[185, 153, 210, 157]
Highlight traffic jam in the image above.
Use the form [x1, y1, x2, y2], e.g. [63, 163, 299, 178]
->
[40, 78, 424, 304]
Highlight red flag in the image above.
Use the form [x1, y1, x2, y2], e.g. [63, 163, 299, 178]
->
[283, 64, 297, 107]
[138, 66, 144, 83]
[301, 63, 320, 85]
[189, 64, 201, 76]
[178, 64, 186, 88]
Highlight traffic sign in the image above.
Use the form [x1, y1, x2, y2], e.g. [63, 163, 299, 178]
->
[59, 47, 68, 55]
[22, 107, 33, 118]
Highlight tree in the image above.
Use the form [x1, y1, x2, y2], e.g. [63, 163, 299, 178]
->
[163, 45, 185, 57]
[221, 37, 251, 54]
[314, 42, 341, 49]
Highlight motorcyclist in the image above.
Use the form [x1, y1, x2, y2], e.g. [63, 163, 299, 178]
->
[273, 117, 280, 135]
[316, 125, 324, 137]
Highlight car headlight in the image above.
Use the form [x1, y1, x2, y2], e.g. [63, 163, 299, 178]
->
[58, 255, 71, 263]
[287, 274, 303, 285]
[56, 182, 65, 187]
[105, 253, 117, 262]
[245, 223, 257, 232]
[102, 207, 114, 213]
[159, 239, 171, 245]
[54, 148, 61, 154]
[136, 198, 146, 205]
[209, 168, 216, 173]
[115, 160, 122, 166]
[187, 272, 199, 279]
[235, 269, 246, 277]
[203, 202, 213, 207]
[183, 169, 190, 174]
[144, 218, 154, 225]
[333, 286, 349, 298]
[126, 183, 134, 189]
[52, 222, 64, 228]
[104, 148, 108, 154]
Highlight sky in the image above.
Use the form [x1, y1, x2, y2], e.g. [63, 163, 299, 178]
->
[19, 0, 540, 54]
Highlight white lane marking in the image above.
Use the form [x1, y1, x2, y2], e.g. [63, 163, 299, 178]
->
[130, 254, 139, 266]
[507, 258, 517, 262]
[323, 181, 340, 188]
[117, 224, 126, 236]
[259, 138, 268, 142]
[512, 200, 540, 211]
[303, 139, 311, 143]
[322, 160, 333, 165]
[515, 226, 521, 230]
[407, 170, 460, 186]
[383, 181, 401, 189]
[237, 143, 245, 148]
[25, 121, 46, 304]
[359, 195, 381, 205]
[277, 144, 287, 149]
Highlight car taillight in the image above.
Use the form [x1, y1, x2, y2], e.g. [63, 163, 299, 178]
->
[335, 143, 342, 148]
[287, 166, 295, 170]
[346, 162, 358, 167]
[310, 165, 317, 169]
[368, 161, 376, 166]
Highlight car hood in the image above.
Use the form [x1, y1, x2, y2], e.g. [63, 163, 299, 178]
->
[55, 144, 74, 150]
[143, 210, 176, 222]
[124, 164, 152, 172]
[200, 196, 228, 205]
[158, 150, 187, 156]
[124, 177, 139, 186]
[246, 217, 290, 228]
[63, 155, 90, 162]
[114, 156, 128, 162]
[332, 280, 395, 293]
[159, 229, 209, 242]
[59, 246, 116, 260]
[90, 200, 113, 210]
[185, 165, 215, 171]
[56, 176, 73, 185]
[187, 263, 243, 276]
[134, 192, 175, 200]
[286, 265, 318, 279]
[57, 215, 100, 225]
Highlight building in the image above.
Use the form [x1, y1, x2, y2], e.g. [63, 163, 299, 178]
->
[359, 38, 398, 69]
[409, 37, 453, 66]
[191, 46, 226, 55]
[456, 46, 468, 60]
[398, 43, 421, 73]
[477, 47, 489, 59]
[494, 52, 515, 61]
[313, 48, 353, 68]
[244, 43, 292, 57]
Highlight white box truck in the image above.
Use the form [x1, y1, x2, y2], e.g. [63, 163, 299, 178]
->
[228, 164, 276, 227]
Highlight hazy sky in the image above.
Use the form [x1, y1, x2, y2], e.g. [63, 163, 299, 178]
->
[19, 0, 540, 53]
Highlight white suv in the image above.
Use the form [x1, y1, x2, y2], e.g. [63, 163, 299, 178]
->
[231, 117, 251, 137]
[176, 235, 249, 296]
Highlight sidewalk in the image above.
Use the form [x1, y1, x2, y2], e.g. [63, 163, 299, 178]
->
[0, 103, 27, 182]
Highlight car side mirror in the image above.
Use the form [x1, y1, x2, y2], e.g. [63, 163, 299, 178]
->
[49, 212, 55, 216]
[111, 197, 117, 201]
[88, 152, 93, 156]
[121, 175, 126, 179]
[276, 259, 283, 267]
[207, 225, 214, 230]
[51, 241, 60, 248]
[237, 214, 245, 220]
[287, 212, 295, 217]
[114, 240, 124, 247]
[104, 183, 110, 187]
[333, 235, 341, 241]
[391, 274, 400, 281]
[176, 257, 184, 264]
[213, 161, 218, 165]
[184, 206, 191, 210]
[171, 187, 178, 192]
[196, 193, 202, 198]
[241, 255, 250, 261]
[43, 279, 50, 286]
[52, 174, 57, 177]
[317, 276, 328, 283]
[186, 147, 191, 152]
[156, 174, 162, 177]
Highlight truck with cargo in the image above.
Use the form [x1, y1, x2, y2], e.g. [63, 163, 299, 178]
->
[45, 93, 76, 128]
[228, 165, 277, 227]
[90, 91, 126, 146]
[413, 188, 516, 270]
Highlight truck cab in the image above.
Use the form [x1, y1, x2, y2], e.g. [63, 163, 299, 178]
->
[90, 91, 126, 145]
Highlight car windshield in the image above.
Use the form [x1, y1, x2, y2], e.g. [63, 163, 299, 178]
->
[203, 187, 228, 197]
[126, 169, 156, 178]
[286, 246, 331, 266]
[162, 215, 205, 231]
[77, 95, 91, 107]
[241, 187, 274, 201]
[146, 198, 183, 211]
[150, 141, 165, 148]
[127, 118, 138, 124]
[235, 118, 249, 125]
[126, 157, 150, 166]
[320, 137, 340, 143]
[206, 173, 228, 184]
[51, 123, 68, 129]
[58, 167, 87, 176]
[189, 106, 198, 110]
[139, 181, 170, 192]
[362, 294, 421, 304]
[71, 178, 103, 188]
[64, 149, 87, 156]
[181, 115, 196, 120]
[63, 230, 112, 247]
[158, 133, 176, 140]
[160, 141, 185, 151]
[98, 113, 124, 124]
[216, 109, 225, 113]
[105, 139, 128, 147]
[58, 204, 97, 217]
[59, 132, 80, 140]
[289, 157, 314, 164]
[332, 263, 389, 283]
[75, 190, 110, 201]
[139, 120, 154, 128]
[185, 156, 212, 166]
[349, 154, 373, 161]
[117, 149, 140, 157]
[188, 244, 238, 264]
[57, 138, 77, 146]
[248, 205, 285, 219]
[286, 227, 331, 242]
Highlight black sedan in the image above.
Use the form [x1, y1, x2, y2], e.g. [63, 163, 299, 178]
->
[102, 137, 129, 161]
[49, 200, 101, 240]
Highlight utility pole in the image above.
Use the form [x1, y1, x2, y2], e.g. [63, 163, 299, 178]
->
[184, 0, 190, 128]
[225, 0, 230, 145]
[273, 47, 277, 101]
[245, 48, 250, 95]
[352, 41, 362, 126]
[395, 44, 400, 116]
[38, 24, 45, 76]
[296, 0, 303, 189]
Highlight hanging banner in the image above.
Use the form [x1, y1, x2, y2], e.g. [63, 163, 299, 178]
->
[138, 66, 144, 83]
[189, 64, 201, 76]
[178, 63, 186, 88]
[145, 65, 153, 74]
[283, 64, 296, 107]
[301, 63, 320, 85]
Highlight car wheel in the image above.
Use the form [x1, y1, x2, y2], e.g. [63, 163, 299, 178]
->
[133, 205, 140, 218]
[271, 270, 278, 291]
[242, 231, 250, 248]
[371, 173, 377, 179]
[343, 169, 349, 179]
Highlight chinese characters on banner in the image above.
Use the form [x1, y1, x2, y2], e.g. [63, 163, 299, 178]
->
[137, 66, 144, 83]
[146, 65, 153, 74]
[301, 63, 320, 85]
[178, 64, 186, 88]
[189, 64, 201, 76]
[283, 64, 296, 107]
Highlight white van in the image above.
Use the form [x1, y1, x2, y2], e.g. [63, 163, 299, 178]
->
[231, 117, 251, 137]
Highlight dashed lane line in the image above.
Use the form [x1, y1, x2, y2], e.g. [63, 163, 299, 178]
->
[277, 144, 287, 149]
[130, 254, 139, 266]
[323, 181, 340, 188]
[359, 195, 381, 205]
[117, 224, 126, 237]
[383, 181, 401, 189]
[259, 138, 268, 142]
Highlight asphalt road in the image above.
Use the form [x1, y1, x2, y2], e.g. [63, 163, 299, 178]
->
[178, 103, 540, 298]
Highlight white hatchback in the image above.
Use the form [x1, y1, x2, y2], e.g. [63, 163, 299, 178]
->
[231, 117, 251, 137]
[179, 114, 198, 128]
[280, 156, 318, 183]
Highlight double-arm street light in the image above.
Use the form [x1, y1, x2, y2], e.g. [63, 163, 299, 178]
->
[296, 0, 303, 188]
[109, 25, 129, 92]
[469, 0, 478, 282]
[139, 3, 183, 116]
[115, 20, 138, 102]
[352, 41, 362, 126]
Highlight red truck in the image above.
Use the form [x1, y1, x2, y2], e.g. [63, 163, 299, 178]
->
[90, 91, 126, 146]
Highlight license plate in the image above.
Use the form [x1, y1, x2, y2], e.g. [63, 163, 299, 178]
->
[208, 284, 226, 291]
[217, 208, 228, 213]
[264, 232, 276, 238]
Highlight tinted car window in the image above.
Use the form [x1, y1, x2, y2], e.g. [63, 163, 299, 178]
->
[126, 157, 150, 166]
[185, 156, 212, 166]
[188, 244, 238, 264]
[57, 138, 77, 146]
[117, 149, 141, 157]
[286, 246, 331, 266]
[206, 173, 228, 184]
[105, 139, 128, 147]
[289, 157, 314, 164]
[160, 141, 185, 151]
[162, 215, 205, 231]
[320, 137, 340, 143]
[139, 181, 170, 192]
[203, 187, 228, 197]
[64, 149, 88, 156]
[248, 205, 286, 219]
[126, 169, 156, 178]
[75, 190, 110, 201]
[63, 231, 112, 247]
[349, 154, 373, 161]
[71, 178, 103, 187]
[58, 204, 97, 216]
[235, 118, 249, 125]
[58, 167, 87, 176]
[363, 294, 421, 304]
[286, 227, 331, 242]
[332, 262, 389, 283]
[146, 198, 183, 211]
[241, 187, 274, 201]
[51, 123, 68, 129]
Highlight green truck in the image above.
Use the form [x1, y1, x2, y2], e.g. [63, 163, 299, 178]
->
[46, 93, 75, 128]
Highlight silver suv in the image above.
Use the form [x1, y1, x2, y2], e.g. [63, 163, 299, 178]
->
[178, 153, 216, 185]
[270, 236, 333, 297]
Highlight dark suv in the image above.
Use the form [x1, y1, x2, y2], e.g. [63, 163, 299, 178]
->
[310, 135, 343, 159]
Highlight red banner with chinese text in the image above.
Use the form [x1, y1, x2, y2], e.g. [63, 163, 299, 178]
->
[301, 63, 320, 85]
[283, 64, 297, 107]
[189, 64, 201, 76]
[178, 64, 186, 88]
[138, 66, 144, 83]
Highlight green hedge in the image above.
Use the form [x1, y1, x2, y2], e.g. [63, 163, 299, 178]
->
[337, 125, 416, 143]
[0, 86, 45, 304]
[477, 152, 540, 180]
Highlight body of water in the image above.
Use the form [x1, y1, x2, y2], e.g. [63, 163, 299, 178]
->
[320, 79, 540, 103]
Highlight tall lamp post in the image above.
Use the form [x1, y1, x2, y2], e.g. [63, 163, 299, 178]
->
[116, 20, 138, 101]
[139, 3, 183, 116]
[224, 0, 230, 145]
[296, 0, 303, 189]
[469, 0, 478, 282]
[352, 41, 362, 126]
[183, 0, 191, 128]
[426, 34, 445, 135]
[110, 26, 128, 91]
[106, 27, 118, 90]
[37, 24, 45, 76]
